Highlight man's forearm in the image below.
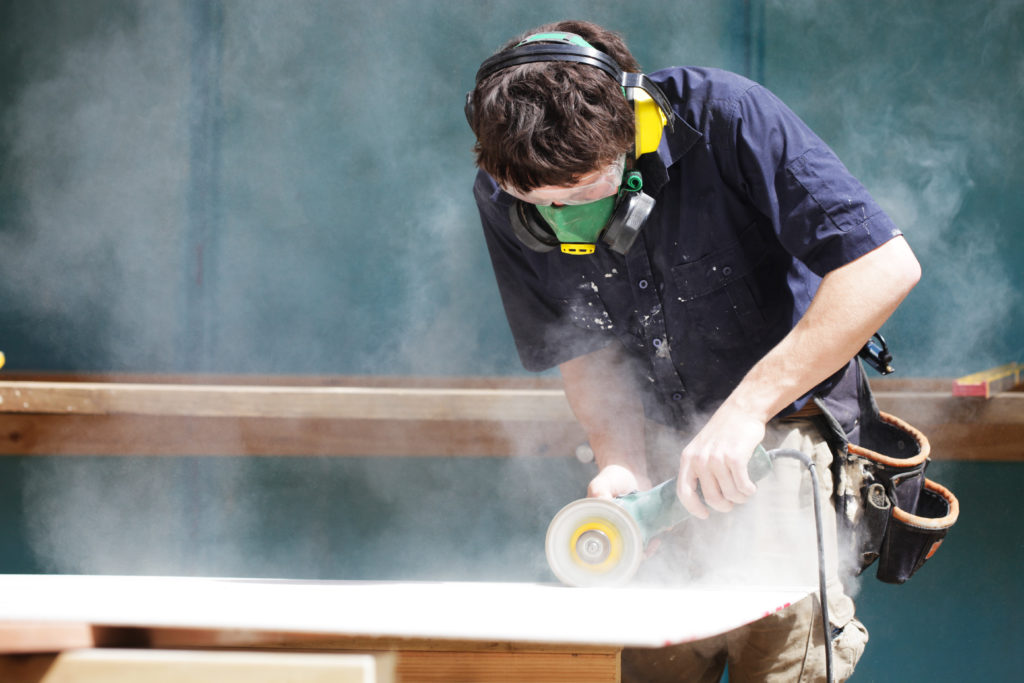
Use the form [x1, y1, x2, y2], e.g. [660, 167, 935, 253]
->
[559, 343, 649, 481]
[675, 236, 922, 517]
[726, 236, 922, 424]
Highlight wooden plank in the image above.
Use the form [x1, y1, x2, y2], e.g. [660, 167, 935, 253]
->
[0, 635, 616, 683]
[0, 372, 565, 390]
[875, 388, 1024, 461]
[0, 376, 1020, 461]
[93, 628, 620, 655]
[31, 649, 394, 683]
[29, 648, 612, 683]
[0, 622, 94, 654]
[0, 382, 576, 422]
[0, 414, 586, 457]
[93, 631, 619, 683]
[951, 362, 1021, 398]
[394, 649, 617, 683]
[0, 654, 58, 683]
[875, 389, 1024, 425]
[0, 376, 585, 457]
[0, 591, 611, 683]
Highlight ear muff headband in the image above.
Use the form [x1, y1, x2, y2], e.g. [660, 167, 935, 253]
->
[466, 34, 675, 144]
[475, 41, 623, 83]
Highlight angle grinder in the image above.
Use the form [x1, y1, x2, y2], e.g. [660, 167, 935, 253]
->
[545, 444, 837, 682]
[545, 444, 776, 587]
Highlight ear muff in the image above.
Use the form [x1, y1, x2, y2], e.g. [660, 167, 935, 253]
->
[466, 31, 675, 150]
[602, 190, 655, 254]
[632, 88, 669, 156]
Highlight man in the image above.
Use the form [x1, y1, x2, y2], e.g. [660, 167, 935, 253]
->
[466, 20, 920, 682]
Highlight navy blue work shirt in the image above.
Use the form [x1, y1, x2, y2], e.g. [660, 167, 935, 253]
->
[472, 67, 901, 431]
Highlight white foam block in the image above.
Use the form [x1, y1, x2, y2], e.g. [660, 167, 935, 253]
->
[0, 575, 812, 648]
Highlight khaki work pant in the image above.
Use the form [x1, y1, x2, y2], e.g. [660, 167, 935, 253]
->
[621, 418, 869, 683]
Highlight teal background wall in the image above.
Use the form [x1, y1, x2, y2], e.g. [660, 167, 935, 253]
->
[0, 0, 756, 376]
[1, 1, 1021, 681]
[1, 0, 1021, 377]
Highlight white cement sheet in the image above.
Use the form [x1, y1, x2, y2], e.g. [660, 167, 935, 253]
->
[0, 575, 813, 648]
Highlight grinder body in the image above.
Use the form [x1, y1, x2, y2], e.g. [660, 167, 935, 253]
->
[545, 445, 775, 586]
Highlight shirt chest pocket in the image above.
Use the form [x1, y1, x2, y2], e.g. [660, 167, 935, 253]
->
[670, 232, 774, 348]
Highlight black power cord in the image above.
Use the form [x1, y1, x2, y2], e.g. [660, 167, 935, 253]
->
[771, 448, 835, 683]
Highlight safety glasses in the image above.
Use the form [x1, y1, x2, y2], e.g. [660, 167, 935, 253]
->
[502, 155, 625, 206]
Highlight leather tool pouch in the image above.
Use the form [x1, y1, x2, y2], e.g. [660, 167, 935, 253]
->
[814, 364, 960, 584]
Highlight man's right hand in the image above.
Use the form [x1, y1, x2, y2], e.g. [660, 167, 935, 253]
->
[587, 464, 652, 500]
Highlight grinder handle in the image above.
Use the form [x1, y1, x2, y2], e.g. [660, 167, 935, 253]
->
[615, 444, 775, 543]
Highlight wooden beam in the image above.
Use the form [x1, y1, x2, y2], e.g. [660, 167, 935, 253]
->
[0, 381, 575, 422]
[0, 414, 586, 457]
[951, 362, 1021, 398]
[0, 376, 1019, 461]
[872, 377, 1024, 461]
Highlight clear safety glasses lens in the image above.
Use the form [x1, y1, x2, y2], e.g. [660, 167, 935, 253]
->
[503, 155, 625, 206]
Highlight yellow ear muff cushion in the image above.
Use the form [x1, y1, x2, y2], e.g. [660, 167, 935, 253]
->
[633, 89, 668, 156]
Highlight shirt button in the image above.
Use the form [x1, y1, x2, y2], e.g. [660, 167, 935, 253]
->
[638, 279, 649, 290]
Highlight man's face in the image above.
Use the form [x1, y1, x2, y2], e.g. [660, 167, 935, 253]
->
[501, 155, 624, 206]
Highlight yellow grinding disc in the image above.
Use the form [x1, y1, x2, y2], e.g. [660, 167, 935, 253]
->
[545, 497, 644, 587]
[568, 518, 623, 572]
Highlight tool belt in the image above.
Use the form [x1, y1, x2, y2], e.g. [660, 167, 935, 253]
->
[814, 364, 960, 584]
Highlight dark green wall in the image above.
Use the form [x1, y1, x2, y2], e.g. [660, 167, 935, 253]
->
[0, 454, 594, 580]
[1, 1, 1019, 376]
[0, 0, 751, 375]
[762, 1, 1024, 377]
[1, 1, 1021, 681]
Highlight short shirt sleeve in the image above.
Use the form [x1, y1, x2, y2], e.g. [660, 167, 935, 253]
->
[727, 85, 902, 276]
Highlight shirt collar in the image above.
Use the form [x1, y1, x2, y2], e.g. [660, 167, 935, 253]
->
[637, 114, 702, 197]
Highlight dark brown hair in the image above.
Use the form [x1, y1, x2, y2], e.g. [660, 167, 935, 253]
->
[469, 21, 639, 192]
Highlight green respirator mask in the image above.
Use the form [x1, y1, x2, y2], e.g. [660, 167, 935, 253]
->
[510, 170, 654, 256]
[536, 197, 616, 248]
